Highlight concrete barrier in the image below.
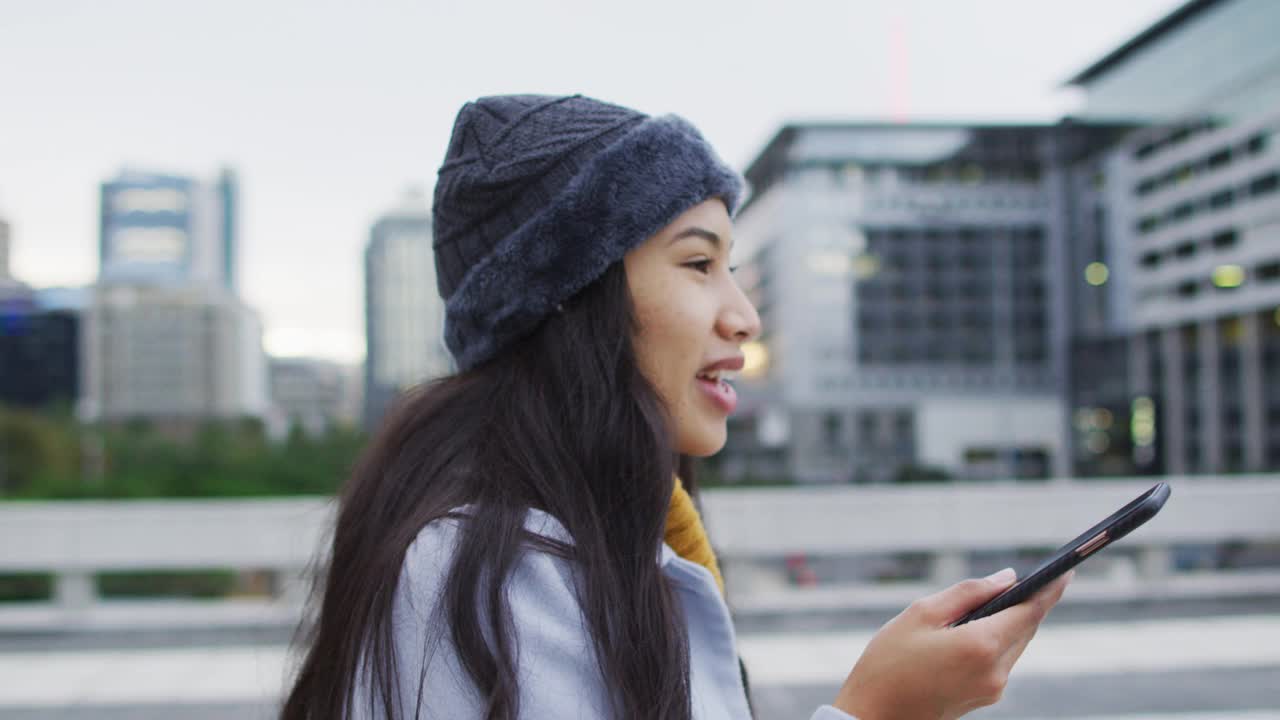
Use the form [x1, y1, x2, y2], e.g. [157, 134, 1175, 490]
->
[2, 475, 1277, 630]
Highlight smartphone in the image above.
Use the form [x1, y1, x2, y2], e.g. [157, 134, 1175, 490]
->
[949, 481, 1171, 627]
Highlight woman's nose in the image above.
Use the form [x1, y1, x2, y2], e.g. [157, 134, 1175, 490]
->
[720, 291, 761, 343]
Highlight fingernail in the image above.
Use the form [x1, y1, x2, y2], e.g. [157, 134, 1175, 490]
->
[985, 567, 1016, 584]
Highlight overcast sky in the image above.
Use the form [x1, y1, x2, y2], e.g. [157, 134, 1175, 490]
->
[0, 0, 1183, 363]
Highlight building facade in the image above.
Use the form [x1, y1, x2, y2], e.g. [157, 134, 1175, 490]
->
[0, 215, 10, 280]
[268, 356, 361, 438]
[81, 285, 266, 422]
[1064, 0, 1280, 476]
[363, 192, 450, 431]
[85, 168, 265, 423]
[725, 123, 1126, 484]
[98, 168, 238, 290]
[0, 293, 80, 412]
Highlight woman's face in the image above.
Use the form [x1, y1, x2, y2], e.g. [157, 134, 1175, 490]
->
[624, 199, 762, 457]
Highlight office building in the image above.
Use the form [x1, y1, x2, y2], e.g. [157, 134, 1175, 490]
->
[1064, 0, 1280, 475]
[363, 191, 450, 430]
[98, 168, 238, 289]
[724, 121, 1126, 484]
[0, 304, 80, 412]
[0, 215, 10, 280]
[81, 284, 267, 422]
[268, 356, 361, 437]
[86, 168, 265, 424]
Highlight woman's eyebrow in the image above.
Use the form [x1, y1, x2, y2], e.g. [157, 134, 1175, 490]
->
[668, 226, 734, 252]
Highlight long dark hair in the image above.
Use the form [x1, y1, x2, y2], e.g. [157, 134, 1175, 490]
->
[282, 261, 705, 719]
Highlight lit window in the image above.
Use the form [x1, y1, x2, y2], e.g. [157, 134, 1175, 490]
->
[1131, 396, 1156, 447]
[1212, 264, 1245, 289]
[741, 341, 770, 379]
[852, 254, 881, 280]
[1085, 262, 1109, 286]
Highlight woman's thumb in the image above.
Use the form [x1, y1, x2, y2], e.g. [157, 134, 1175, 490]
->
[916, 568, 1018, 625]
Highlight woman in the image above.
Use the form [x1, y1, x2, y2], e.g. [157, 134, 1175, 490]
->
[283, 93, 1071, 720]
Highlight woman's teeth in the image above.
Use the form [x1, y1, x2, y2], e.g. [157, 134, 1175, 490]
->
[697, 370, 736, 383]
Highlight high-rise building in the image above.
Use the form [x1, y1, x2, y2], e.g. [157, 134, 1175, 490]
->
[81, 284, 266, 422]
[0, 215, 10, 280]
[268, 356, 360, 438]
[86, 168, 264, 424]
[0, 301, 80, 412]
[217, 169, 239, 292]
[363, 191, 450, 431]
[98, 169, 237, 289]
[724, 122, 1126, 484]
[1062, 0, 1280, 475]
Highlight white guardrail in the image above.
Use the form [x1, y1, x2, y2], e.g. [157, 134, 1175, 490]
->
[1, 475, 1278, 630]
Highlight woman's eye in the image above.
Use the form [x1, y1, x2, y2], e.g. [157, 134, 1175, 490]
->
[686, 259, 713, 274]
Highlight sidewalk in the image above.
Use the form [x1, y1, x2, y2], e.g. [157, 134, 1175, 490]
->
[2, 614, 1277, 712]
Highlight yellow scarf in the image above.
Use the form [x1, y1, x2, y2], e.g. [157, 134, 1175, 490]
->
[663, 476, 725, 596]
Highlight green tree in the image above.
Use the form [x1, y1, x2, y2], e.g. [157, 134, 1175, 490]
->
[0, 405, 78, 497]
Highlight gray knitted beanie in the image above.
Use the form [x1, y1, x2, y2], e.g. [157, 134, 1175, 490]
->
[432, 93, 746, 371]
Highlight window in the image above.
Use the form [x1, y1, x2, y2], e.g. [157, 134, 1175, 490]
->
[1246, 134, 1267, 155]
[1207, 148, 1232, 169]
[1170, 202, 1195, 221]
[1211, 229, 1239, 250]
[1138, 216, 1160, 234]
[1177, 280, 1199, 298]
[1249, 172, 1279, 197]
[823, 413, 842, 448]
[894, 411, 912, 437]
[1209, 189, 1235, 210]
[1140, 251, 1162, 268]
[1174, 241, 1197, 259]
[1258, 261, 1280, 283]
[1139, 287, 1166, 302]
[893, 312, 918, 330]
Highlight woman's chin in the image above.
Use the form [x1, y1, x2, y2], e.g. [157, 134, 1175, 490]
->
[677, 425, 728, 457]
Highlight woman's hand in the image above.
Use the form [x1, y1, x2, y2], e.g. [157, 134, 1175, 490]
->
[831, 568, 1072, 720]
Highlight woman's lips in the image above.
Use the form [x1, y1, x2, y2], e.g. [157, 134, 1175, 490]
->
[696, 376, 737, 414]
